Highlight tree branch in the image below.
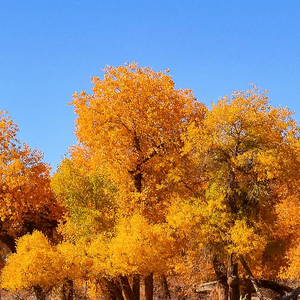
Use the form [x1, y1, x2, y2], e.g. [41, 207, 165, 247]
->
[239, 255, 264, 300]
[281, 286, 300, 300]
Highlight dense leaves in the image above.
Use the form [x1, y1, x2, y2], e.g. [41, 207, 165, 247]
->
[0, 112, 64, 252]
[71, 63, 206, 221]
[1, 66, 300, 300]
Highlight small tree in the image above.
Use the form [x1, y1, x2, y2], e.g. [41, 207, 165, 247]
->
[0, 111, 64, 252]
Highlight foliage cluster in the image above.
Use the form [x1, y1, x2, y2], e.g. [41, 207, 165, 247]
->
[1, 64, 300, 300]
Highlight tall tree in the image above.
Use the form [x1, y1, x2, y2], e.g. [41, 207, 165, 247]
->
[70, 63, 206, 299]
[71, 63, 205, 218]
[183, 87, 300, 298]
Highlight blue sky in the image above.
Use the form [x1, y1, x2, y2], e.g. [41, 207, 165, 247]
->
[0, 1, 299, 170]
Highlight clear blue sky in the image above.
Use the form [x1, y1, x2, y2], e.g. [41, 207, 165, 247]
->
[1, 1, 299, 170]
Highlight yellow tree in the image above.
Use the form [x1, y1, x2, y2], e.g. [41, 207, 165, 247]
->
[0, 111, 64, 253]
[183, 87, 300, 300]
[1, 231, 94, 300]
[51, 157, 189, 300]
[70, 63, 206, 300]
[50, 155, 121, 299]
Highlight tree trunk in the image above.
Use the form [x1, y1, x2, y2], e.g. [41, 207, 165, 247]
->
[239, 255, 264, 300]
[120, 276, 135, 300]
[213, 256, 228, 300]
[240, 278, 252, 300]
[0, 235, 16, 253]
[33, 285, 46, 300]
[160, 275, 171, 300]
[227, 254, 240, 300]
[62, 278, 74, 300]
[106, 279, 125, 300]
[281, 286, 300, 300]
[258, 280, 293, 296]
[145, 273, 154, 300]
[84, 281, 88, 300]
[132, 275, 140, 300]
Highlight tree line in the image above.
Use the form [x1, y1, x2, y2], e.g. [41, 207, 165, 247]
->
[1, 63, 300, 300]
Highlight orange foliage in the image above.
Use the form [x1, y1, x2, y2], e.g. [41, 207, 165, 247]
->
[3, 66, 300, 296]
[0, 111, 64, 242]
[70, 63, 206, 221]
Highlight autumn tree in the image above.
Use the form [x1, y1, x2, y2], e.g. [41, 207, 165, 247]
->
[181, 87, 300, 299]
[5, 66, 300, 300]
[1, 231, 95, 300]
[71, 64, 205, 211]
[50, 156, 120, 299]
[0, 111, 64, 253]
[70, 63, 206, 299]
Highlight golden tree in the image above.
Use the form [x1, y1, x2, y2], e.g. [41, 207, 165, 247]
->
[70, 63, 206, 300]
[1, 231, 94, 300]
[182, 87, 300, 300]
[71, 63, 205, 217]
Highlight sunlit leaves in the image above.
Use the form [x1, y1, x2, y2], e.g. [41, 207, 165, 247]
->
[0, 111, 64, 239]
[183, 87, 300, 277]
[1, 232, 59, 291]
[70, 63, 206, 220]
[1, 231, 94, 292]
[229, 219, 266, 257]
[3, 67, 300, 295]
[107, 214, 176, 277]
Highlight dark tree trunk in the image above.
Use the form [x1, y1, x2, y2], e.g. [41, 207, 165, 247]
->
[132, 275, 140, 300]
[120, 276, 135, 300]
[160, 275, 171, 300]
[257, 280, 294, 296]
[239, 255, 264, 300]
[62, 279, 74, 300]
[84, 281, 88, 300]
[33, 285, 46, 300]
[106, 280, 125, 300]
[281, 286, 300, 300]
[145, 273, 154, 300]
[213, 256, 228, 300]
[0, 235, 16, 253]
[240, 278, 252, 300]
[227, 254, 240, 300]
[133, 173, 142, 193]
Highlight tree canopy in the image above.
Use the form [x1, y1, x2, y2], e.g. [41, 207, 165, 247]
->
[1, 65, 300, 300]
